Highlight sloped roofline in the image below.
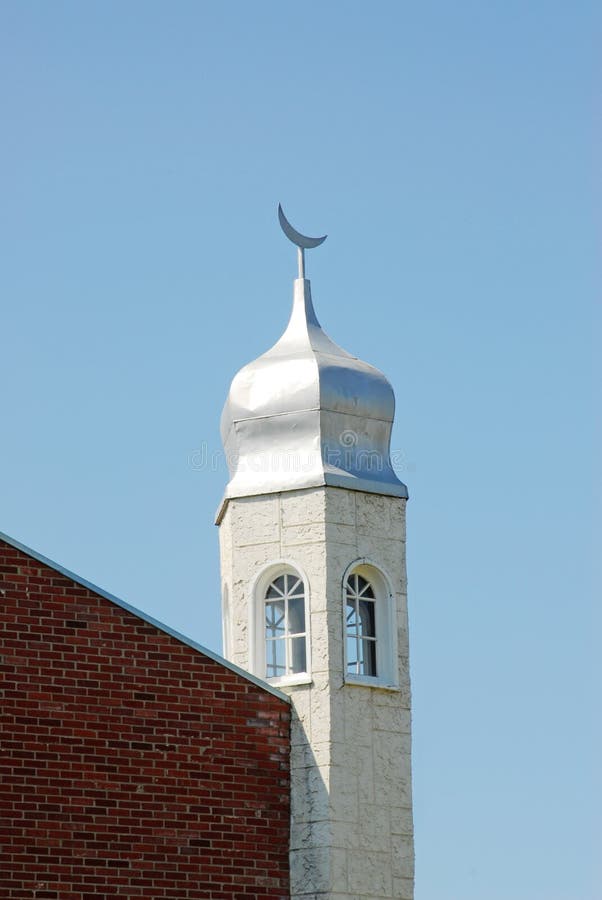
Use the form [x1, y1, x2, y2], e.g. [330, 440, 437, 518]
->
[0, 530, 289, 704]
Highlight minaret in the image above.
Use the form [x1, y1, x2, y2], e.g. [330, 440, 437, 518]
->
[216, 207, 414, 900]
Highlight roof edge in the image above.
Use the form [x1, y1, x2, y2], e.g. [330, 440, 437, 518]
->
[0, 529, 290, 704]
[215, 475, 408, 523]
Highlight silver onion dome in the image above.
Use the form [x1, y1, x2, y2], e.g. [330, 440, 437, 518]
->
[218, 273, 408, 510]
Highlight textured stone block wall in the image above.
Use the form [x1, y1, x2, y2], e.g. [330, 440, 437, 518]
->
[0, 538, 290, 900]
[219, 487, 414, 900]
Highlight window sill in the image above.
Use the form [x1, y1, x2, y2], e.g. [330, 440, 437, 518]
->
[267, 672, 313, 688]
[344, 675, 400, 692]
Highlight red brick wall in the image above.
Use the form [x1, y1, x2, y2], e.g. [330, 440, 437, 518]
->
[0, 539, 290, 899]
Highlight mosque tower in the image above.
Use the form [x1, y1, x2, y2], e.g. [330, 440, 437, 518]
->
[216, 207, 414, 899]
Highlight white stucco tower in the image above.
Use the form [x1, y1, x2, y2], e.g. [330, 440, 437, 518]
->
[216, 209, 414, 899]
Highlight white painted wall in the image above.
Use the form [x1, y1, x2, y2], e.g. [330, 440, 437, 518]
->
[219, 486, 414, 899]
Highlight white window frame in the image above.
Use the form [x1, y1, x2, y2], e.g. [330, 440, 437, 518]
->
[250, 560, 312, 687]
[342, 559, 398, 689]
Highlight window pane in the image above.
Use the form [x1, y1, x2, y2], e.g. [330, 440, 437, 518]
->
[356, 574, 374, 598]
[358, 598, 376, 637]
[288, 576, 303, 596]
[347, 635, 358, 673]
[360, 638, 377, 676]
[290, 636, 307, 674]
[288, 596, 305, 634]
[266, 575, 286, 598]
[265, 599, 285, 637]
[346, 598, 358, 630]
[266, 638, 286, 678]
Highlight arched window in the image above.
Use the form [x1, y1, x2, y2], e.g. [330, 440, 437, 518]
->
[345, 572, 377, 676]
[343, 562, 397, 687]
[253, 564, 310, 685]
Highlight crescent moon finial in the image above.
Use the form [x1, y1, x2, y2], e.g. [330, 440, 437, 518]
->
[278, 204, 327, 279]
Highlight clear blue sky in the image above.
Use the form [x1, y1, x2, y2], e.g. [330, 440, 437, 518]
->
[1, 3, 597, 897]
